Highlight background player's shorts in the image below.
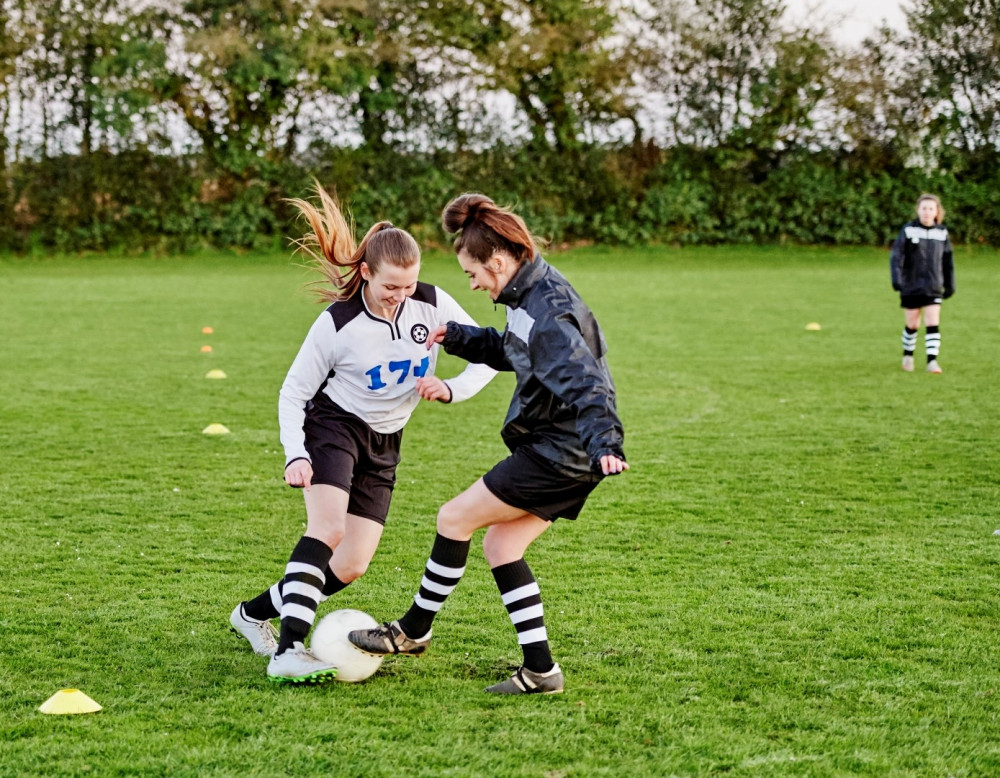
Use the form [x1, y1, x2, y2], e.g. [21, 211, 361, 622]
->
[900, 293, 942, 309]
[482, 446, 601, 522]
[300, 393, 402, 525]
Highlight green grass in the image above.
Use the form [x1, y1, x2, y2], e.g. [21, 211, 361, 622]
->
[1, 245, 998, 777]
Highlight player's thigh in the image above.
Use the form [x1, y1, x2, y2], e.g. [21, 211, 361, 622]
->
[329, 514, 385, 582]
[482, 516, 551, 567]
[437, 478, 534, 540]
[904, 308, 922, 329]
[303, 484, 350, 546]
[923, 304, 941, 327]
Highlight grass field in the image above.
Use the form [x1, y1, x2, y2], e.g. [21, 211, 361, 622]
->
[1, 245, 998, 777]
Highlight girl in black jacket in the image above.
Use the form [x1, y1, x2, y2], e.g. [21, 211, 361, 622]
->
[890, 193, 955, 373]
[351, 193, 628, 694]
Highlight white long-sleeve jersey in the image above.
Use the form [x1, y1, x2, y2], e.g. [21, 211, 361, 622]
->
[278, 282, 497, 465]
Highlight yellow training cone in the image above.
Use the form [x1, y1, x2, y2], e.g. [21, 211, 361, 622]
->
[39, 689, 102, 715]
[805, 322, 822, 331]
[202, 326, 214, 334]
[202, 423, 231, 435]
[205, 369, 227, 379]
[200, 345, 213, 353]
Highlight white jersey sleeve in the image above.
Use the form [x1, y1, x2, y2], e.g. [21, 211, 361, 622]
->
[278, 312, 338, 465]
[434, 288, 498, 403]
[278, 286, 494, 466]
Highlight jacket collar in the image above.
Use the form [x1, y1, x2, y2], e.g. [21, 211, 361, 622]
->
[494, 254, 547, 308]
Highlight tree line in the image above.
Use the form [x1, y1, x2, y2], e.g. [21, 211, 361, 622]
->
[1, 0, 998, 252]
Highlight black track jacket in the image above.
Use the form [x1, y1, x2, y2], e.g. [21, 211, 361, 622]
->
[890, 220, 955, 298]
[442, 256, 625, 480]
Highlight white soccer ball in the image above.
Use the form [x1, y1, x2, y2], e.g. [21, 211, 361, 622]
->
[310, 609, 384, 683]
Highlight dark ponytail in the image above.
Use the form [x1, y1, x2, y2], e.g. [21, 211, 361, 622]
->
[442, 193, 540, 265]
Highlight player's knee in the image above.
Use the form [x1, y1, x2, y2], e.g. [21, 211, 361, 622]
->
[481, 533, 503, 567]
[309, 526, 345, 549]
[483, 538, 520, 568]
[336, 560, 368, 583]
[436, 499, 469, 538]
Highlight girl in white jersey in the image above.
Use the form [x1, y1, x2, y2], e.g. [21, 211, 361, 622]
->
[229, 185, 495, 684]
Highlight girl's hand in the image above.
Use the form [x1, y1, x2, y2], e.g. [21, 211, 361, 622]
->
[416, 376, 452, 402]
[285, 459, 313, 490]
[425, 325, 448, 350]
[600, 455, 629, 476]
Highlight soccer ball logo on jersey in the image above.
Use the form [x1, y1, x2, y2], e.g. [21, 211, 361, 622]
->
[410, 323, 429, 344]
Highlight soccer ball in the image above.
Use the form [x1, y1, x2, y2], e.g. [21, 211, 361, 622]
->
[310, 609, 384, 683]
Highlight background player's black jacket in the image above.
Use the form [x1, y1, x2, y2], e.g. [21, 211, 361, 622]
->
[890, 220, 955, 298]
[442, 256, 625, 479]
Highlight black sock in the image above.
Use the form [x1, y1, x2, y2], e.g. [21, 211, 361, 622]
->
[398, 533, 470, 639]
[276, 536, 332, 654]
[492, 558, 554, 673]
[925, 325, 940, 363]
[322, 570, 349, 598]
[243, 567, 349, 622]
[242, 582, 283, 621]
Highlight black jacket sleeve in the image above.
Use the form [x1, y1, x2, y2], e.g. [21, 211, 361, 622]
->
[943, 238, 955, 298]
[529, 311, 625, 469]
[889, 228, 906, 291]
[442, 321, 513, 372]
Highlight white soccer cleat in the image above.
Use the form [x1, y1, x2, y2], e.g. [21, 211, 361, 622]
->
[926, 360, 942, 374]
[267, 642, 338, 684]
[230, 603, 279, 657]
[901, 356, 914, 372]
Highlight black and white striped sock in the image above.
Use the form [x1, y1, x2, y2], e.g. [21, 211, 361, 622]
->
[242, 568, 349, 622]
[492, 558, 554, 673]
[398, 533, 470, 639]
[242, 582, 283, 622]
[925, 325, 940, 362]
[902, 326, 917, 356]
[276, 536, 332, 654]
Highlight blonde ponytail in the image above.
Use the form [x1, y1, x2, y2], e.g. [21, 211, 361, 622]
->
[289, 182, 420, 302]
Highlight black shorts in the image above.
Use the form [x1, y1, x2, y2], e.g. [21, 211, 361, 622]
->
[299, 394, 402, 525]
[482, 446, 601, 522]
[900, 294, 943, 309]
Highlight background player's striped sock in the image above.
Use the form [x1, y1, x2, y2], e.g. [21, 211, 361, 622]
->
[276, 536, 332, 654]
[398, 533, 469, 639]
[925, 325, 940, 363]
[902, 326, 917, 356]
[492, 558, 554, 673]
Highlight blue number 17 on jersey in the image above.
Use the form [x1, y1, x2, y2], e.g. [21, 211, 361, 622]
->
[364, 357, 430, 390]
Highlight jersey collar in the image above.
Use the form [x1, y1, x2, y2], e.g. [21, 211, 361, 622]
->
[361, 281, 405, 324]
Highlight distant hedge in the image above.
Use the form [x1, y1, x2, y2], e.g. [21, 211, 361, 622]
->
[5, 143, 998, 253]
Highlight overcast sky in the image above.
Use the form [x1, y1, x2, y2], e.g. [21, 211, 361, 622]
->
[783, 0, 908, 45]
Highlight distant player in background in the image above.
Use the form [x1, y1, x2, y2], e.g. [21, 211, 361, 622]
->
[229, 184, 495, 684]
[890, 194, 955, 373]
[350, 193, 628, 695]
